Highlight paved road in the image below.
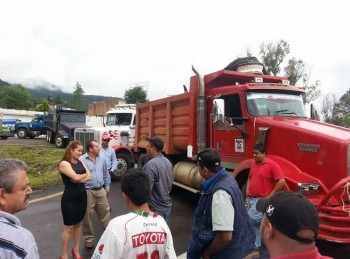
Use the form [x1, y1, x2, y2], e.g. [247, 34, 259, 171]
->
[17, 182, 350, 259]
[17, 182, 199, 258]
[4, 137, 350, 258]
[0, 134, 52, 146]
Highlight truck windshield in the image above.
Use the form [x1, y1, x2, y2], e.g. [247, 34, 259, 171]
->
[60, 114, 86, 122]
[246, 91, 306, 117]
[106, 113, 133, 126]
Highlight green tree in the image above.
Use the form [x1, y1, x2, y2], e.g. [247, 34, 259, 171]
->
[38, 99, 50, 112]
[259, 40, 320, 104]
[332, 89, 350, 127]
[68, 82, 85, 110]
[53, 93, 63, 105]
[321, 93, 337, 124]
[124, 86, 148, 104]
[284, 58, 305, 86]
[259, 40, 290, 75]
[0, 85, 34, 109]
[300, 77, 321, 104]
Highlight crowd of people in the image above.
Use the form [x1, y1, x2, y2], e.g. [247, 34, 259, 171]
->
[0, 137, 333, 259]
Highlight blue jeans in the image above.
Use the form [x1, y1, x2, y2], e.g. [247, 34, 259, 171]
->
[246, 197, 263, 248]
[187, 235, 214, 259]
[158, 207, 171, 223]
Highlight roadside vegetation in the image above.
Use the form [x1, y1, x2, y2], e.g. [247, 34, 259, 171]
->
[0, 145, 64, 190]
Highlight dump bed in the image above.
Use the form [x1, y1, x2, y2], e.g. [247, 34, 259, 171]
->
[135, 92, 196, 154]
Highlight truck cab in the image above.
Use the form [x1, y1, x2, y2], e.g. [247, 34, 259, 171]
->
[46, 107, 88, 148]
[74, 104, 136, 180]
[15, 114, 47, 139]
[135, 61, 350, 244]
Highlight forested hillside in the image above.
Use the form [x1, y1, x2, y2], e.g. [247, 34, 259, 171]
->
[0, 79, 119, 111]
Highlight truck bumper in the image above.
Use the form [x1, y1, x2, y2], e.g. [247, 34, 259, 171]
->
[317, 176, 350, 243]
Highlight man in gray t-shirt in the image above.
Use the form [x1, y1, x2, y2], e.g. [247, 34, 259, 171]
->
[0, 159, 39, 259]
[143, 136, 174, 222]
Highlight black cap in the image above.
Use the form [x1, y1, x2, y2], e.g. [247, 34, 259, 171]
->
[146, 136, 164, 151]
[256, 191, 319, 244]
[193, 148, 221, 172]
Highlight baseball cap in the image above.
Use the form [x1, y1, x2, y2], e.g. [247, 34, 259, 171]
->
[146, 136, 164, 151]
[102, 134, 110, 141]
[256, 191, 318, 244]
[193, 148, 221, 172]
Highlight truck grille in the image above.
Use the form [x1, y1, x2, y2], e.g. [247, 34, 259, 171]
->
[75, 132, 95, 152]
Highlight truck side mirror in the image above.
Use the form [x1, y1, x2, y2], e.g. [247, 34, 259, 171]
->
[213, 99, 225, 124]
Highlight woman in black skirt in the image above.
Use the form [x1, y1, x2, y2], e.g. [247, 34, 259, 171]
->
[59, 140, 91, 259]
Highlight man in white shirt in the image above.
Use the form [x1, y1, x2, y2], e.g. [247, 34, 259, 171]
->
[92, 168, 177, 259]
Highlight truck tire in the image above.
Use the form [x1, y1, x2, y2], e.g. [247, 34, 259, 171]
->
[55, 136, 67, 148]
[0, 136, 9, 140]
[110, 154, 130, 180]
[137, 153, 150, 169]
[17, 128, 28, 139]
[29, 134, 36, 139]
[47, 130, 55, 144]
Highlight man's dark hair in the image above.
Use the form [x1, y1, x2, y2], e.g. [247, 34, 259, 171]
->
[121, 168, 150, 206]
[254, 143, 266, 154]
[0, 159, 27, 193]
[196, 148, 222, 173]
[86, 139, 97, 152]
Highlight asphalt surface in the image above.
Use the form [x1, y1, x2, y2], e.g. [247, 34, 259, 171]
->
[3, 136, 350, 258]
[0, 134, 52, 146]
[17, 183, 350, 259]
[17, 183, 199, 258]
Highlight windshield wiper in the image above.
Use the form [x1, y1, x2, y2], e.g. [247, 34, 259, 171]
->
[273, 109, 288, 115]
[274, 110, 300, 117]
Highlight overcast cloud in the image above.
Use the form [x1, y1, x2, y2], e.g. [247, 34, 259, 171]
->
[1, 0, 349, 109]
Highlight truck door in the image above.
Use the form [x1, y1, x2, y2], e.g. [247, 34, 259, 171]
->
[30, 117, 43, 131]
[211, 94, 246, 168]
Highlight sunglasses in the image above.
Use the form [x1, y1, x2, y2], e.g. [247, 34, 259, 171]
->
[103, 139, 110, 142]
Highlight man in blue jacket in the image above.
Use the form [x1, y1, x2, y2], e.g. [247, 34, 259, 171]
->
[187, 148, 255, 259]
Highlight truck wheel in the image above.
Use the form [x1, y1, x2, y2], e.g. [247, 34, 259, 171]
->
[1, 136, 8, 140]
[29, 134, 36, 139]
[110, 154, 130, 180]
[47, 131, 55, 144]
[17, 129, 28, 139]
[55, 136, 67, 148]
[137, 153, 150, 169]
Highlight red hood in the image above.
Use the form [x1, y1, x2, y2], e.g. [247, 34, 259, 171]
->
[257, 117, 350, 142]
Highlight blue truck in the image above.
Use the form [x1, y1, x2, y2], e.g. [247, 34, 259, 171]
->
[15, 114, 47, 139]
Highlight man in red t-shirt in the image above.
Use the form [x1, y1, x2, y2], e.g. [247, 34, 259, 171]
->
[246, 144, 286, 258]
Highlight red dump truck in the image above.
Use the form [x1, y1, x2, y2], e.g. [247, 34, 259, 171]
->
[132, 58, 350, 244]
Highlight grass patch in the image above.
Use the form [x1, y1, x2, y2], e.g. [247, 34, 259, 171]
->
[0, 145, 65, 190]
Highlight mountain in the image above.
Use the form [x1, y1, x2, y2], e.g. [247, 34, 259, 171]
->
[0, 79, 11, 86]
[0, 82, 121, 111]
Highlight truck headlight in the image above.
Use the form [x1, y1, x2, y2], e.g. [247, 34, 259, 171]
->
[297, 182, 320, 194]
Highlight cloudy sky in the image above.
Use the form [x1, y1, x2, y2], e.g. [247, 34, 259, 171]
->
[1, 0, 349, 109]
